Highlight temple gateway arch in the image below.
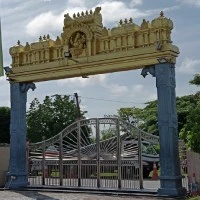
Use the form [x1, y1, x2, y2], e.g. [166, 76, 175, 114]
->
[4, 7, 186, 197]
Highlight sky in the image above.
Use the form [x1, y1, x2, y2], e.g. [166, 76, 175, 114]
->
[0, 0, 199, 118]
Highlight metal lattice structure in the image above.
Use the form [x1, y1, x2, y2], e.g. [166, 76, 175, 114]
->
[28, 118, 159, 190]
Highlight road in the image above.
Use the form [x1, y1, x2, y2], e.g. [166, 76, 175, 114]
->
[0, 190, 182, 200]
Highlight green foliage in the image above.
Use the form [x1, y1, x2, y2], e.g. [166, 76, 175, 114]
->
[189, 74, 200, 86]
[101, 128, 116, 140]
[118, 102, 158, 135]
[189, 197, 200, 200]
[27, 95, 87, 143]
[179, 74, 200, 154]
[118, 94, 200, 154]
[0, 107, 10, 143]
[180, 93, 200, 153]
[176, 94, 198, 132]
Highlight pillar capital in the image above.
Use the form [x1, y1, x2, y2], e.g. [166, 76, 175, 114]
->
[20, 82, 36, 93]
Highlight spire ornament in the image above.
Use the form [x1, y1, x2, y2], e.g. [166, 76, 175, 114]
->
[160, 11, 164, 17]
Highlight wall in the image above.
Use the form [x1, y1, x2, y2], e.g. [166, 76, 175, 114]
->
[187, 150, 200, 186]
[0, 144, 10, 187]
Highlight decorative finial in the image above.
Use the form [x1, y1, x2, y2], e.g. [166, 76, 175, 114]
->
[129, 18, 133, 23]
[90, 10, 93, 15]
[77, 12, 80, 17]
[47, 34, 50, 39]
[39, 36, 42, 41]
[124, 18, 128, 24]
[43, 35, 46, 40]
[17, 40, 20, 45]
[81, 11, 84, 16]
[85, 10, 89, 15]
[119, 19, 123, 25]
[73, 13, 76, 18]
[160, 11, 164, 17]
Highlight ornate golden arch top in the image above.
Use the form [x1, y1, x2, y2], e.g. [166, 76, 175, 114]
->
[7, 8, 179, 82]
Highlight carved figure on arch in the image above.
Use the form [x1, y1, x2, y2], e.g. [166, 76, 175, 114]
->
[69, 31, 87, 57]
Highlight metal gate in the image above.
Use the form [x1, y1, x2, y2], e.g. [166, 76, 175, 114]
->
[28, 118, 159, 190]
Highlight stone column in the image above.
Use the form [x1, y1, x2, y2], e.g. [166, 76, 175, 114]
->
[141, 63, 186, 197]
[6, 82, 36, 188]
[87, 39, 91, 56]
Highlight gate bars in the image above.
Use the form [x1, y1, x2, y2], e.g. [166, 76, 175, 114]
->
[28, 118, 159, 189]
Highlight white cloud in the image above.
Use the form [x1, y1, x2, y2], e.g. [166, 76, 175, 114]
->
[0, 76, 9, 87]
[25, 0, 179, 37]
[132, 84, 143, 92]
[26, 3, 87, 37]
[97, 1, 147, 25]
[57, 73, 129, 96]
[177, 0, 200, 7]
[177, 58, 200, 74]
[0, 77, 10, 107]
[57, 74, 107, 87]
[67, 0, 86, 8]
[131, 0, 143, 7]
[106, 83, 128, 96]
[26, 11, 63, 37]
[80, 104, 87, 111]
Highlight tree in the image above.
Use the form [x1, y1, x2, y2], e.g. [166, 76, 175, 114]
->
[101, 128, 116, 140]
[180, 96, 200, 153]
[189, 74, 200, 86]
[118, 102, 158, 135]
[0, 107, 10, 143]
[118, 95, 199, 137]
[118, 74, 200, 153]
[27, 95, 87, 143]
[180, 74, 200, 153]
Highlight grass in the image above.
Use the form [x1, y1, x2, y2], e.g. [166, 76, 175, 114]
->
[189, 197, 200, 200]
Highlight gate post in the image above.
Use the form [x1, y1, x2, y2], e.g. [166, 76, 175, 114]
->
[42, 137, 46, 185]
[116, 119, 122, 189]
[77, 121, 81, 187]
[59, 132, 63, 186]
[6, 82, 36, 188]
[96, 118, 100, 188]
[138, 130, 143, 189]
[141, 63, 186, 196]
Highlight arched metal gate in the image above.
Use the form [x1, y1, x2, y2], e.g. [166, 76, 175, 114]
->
[28, 118, 159, 190]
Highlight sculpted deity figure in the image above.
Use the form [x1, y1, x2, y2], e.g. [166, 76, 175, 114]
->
[69, 31, 87, 56]
[70, 32, 86, 49]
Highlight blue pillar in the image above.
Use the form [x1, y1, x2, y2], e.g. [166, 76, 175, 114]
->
[6, 82, 36, 188]
[141, 63, 186, 197]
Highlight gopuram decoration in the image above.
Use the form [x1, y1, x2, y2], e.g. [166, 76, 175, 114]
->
[7, 8, 178, 82]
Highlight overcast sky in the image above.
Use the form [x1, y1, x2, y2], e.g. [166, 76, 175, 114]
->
[0, 0, 199, 118]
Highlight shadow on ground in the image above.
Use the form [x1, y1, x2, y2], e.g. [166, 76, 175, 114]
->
[13, 190, 59, 200]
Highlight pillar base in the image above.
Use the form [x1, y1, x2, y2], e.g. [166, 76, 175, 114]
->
[158, 187, 187, 197]
[5, 173, 29, 189]
[158, 175, 187, 197]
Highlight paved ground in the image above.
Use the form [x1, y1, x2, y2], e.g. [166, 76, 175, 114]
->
[0, 190, 183, 200]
